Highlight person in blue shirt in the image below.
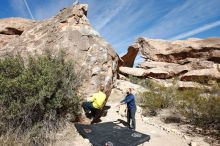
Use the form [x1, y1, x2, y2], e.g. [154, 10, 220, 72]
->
[119, 88, 136, 130]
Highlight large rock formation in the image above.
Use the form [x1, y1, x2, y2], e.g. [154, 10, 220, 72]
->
[0, 18, 36, 48]
[0, 18, 36, 35]
[119, 43, 140, 67]
[119, 37, 220, 88]
[0, 4, 119, 98]
[138, 37, 220, 64]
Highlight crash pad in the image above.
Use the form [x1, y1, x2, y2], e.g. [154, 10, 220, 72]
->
[75, 122, 150, 146]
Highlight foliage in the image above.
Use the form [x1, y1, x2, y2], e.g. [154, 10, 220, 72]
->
[0, 51, 82, 145]
[129, 75, 220, 138]
[138, 82, 173, 116]
[129, 75, 153, 88]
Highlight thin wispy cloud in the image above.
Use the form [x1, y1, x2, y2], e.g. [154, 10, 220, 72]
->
[92, 0, 170, 53]
[2, 0, 220, 61]
[89, 0, 130, 31]
[170, 20, 220, 40]
[23, 0, 34, 19]
[140, 0, 220, 39]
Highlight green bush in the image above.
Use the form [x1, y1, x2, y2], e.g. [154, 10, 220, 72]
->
[129, 75, 154, 88]
[175, 89, 220, 129]
[0, 51, 82, 145]
[138, 81, 173, 116]
[136, 76, 220, 139]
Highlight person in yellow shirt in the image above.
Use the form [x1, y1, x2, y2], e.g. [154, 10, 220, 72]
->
[82, 85, 106, 118]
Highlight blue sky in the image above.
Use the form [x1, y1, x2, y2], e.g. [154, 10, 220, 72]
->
[1, 0, 220, 57]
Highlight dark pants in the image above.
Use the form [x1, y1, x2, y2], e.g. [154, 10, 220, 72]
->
[82, 102, 98, 117]
[127, 107, 136, 130]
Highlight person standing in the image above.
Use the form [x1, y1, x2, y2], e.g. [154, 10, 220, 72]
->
[119, 88, 136, 130]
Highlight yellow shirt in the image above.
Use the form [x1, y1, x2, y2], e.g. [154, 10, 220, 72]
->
[91, 91, 106, 109]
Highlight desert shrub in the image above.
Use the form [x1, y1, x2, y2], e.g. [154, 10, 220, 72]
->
[173, 82, 220, 123]
[175, 88, 220, 139]
[129, 75, 154, 88]
[0, 51, 82, 145]
[138, 82, 174, 116]
[136, 76, 220, 138]
[129, 75, 173, 115]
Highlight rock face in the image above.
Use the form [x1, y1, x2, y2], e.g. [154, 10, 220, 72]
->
[0, 4, 119, 98]
[120, 43, 140, 67]
[0, 18, 35, 35]
[138, 37, 220, 64]
[109, 79, 147, 102]
[0, 18, 36, 48]
[120, 37, 220, 88]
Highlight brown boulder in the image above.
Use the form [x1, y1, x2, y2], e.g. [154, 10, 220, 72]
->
[138, 61, 179, 69]
[0, 4, 119, 98]
[119, 66, 172, 79]
[0, 34, 17, 48]
[181, 67, 220, 82]
[138, 61, 188, 76]
[120, 37, 220, 87]
[138, 37, 220, 63]
[119, 66, 148, 77]
[120, 43, 140, 67]
[0, 18, 35, 35]
[150, 78, 211, 90]
[0, 18, 35, 48]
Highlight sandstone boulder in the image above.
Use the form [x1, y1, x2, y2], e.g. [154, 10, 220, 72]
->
[109, 79, 147, 102]
[119, 66, 148, 77]
[120, 37, 220, 87]
[0, 18, 35, 35]
[137, 37, 220, 63]
[138, 61, 179, 69]
[138, 61, 192, 76]
[0, 34, 17, 48]
[181, 67, 220, 82]
[114, 79, 147, 94]
[190, 60, 215, 69]
[149, 78, 211, 90]
[119, 66, 173, 79]
[0, 18, 35, 48]
[120, 43, 140, 67]
[0, 4, 119, 98]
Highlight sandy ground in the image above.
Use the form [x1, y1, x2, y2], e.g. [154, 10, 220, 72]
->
[51, 94, 212, 146]
[101, 102, 207, 146]
[57, 101, 210, 146]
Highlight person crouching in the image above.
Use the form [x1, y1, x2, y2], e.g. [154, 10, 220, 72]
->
[82, 85, 106, 118]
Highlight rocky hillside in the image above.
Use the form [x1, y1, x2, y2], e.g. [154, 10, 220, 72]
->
[120, 37, 220, 89]
[0, 4, 119, 98]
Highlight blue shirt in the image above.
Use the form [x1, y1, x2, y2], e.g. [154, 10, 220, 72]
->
[121, 93, 136, 109]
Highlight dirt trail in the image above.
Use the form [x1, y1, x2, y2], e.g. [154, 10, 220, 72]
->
[53, 83, 214, 146]
[102, 101, 189, 146]
[68, 101, 209, 146]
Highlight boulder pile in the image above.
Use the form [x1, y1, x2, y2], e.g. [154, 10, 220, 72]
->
[120, 37, 220, 89]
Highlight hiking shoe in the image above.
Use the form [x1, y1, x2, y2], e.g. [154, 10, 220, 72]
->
[87, 111, 91, 114]
[85, 112, 92, 119]
[129, 127, 135, 130]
